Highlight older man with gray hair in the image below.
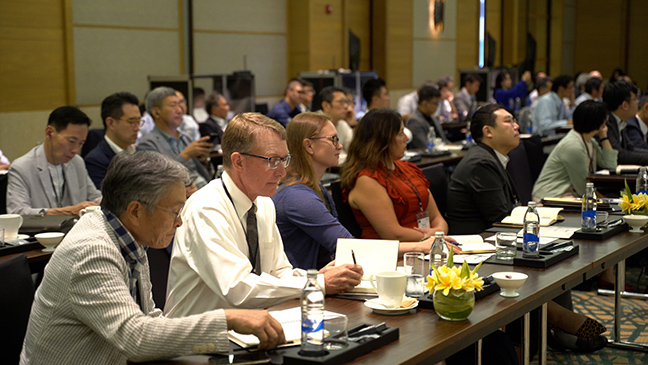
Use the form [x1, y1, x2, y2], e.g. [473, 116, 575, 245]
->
[165, 113, 363, 317]
[138, 86, 214, 194]
[20, 152, 285, 364]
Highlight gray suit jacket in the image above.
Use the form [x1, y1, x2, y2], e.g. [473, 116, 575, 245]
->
[454, 88, 475, 122]
[7, 145, 102, 215]
[138, 127, 211, 188]
[20, 211, 229, 364]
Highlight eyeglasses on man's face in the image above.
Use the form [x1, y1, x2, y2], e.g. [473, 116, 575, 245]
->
[114, 117, 145, 128]
[240, 152, 292, 170]
[139, 201, 183, 219]
[309, 135, 340, 147]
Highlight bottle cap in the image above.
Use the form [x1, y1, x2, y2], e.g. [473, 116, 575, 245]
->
[586, 182, 594, 188]
[528, 201, 537, 208]
[306, 269, 318, 277]
[434, 231, 444, 238]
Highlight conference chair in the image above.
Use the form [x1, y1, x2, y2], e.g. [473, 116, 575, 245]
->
[0, 254, 35, 365]
[420, 163, 448, 217]
[506, 135, 547, 204]
[147, 247, 171, 309]
[330, 181, 363, 238]
[81, 128, 105, 158]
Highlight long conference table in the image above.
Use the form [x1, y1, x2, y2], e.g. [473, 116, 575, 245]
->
[132, 213, 648, 365]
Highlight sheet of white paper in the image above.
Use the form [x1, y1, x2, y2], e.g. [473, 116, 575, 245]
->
[335, 238, 399, 280]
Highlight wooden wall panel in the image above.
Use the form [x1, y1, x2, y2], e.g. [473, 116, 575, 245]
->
[627, 0, 647, 90]
[528, 0, 548, 73]
[287, 0, 310, 81]
[574, 0, 627, 80]
[0, 0, 67, 112]
[455, 0, 479, 73]
[485, 0, 502, 67]
[383, 0, 412, 90]
[344, 0, 371, 71]
[309, 0, 344, 70]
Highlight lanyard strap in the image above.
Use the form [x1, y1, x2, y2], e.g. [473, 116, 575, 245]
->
[48, 165, 66, 208]
[393, 164, 424, 212]
[579, 133, 595, 174]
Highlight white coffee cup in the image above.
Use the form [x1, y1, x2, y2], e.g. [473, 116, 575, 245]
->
[370, 271, 407, 309]
[79, 206, 101, 217]
[0, 214, 23, 239]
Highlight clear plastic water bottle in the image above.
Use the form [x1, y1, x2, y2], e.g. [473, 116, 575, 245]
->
[429, 231, 448, 273]
[300, 269, 326, 356]
[427, 127, 436, 152]
[581, 182, 597, 232]
[465, 121, 474, 145]
[636, 167, 648, 194]
[523, 202, 540, 258]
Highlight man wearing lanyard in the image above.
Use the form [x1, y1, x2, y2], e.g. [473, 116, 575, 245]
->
[138, 87, 214, 196]
[7, 106, 101, 215]
[165, 113, 363, 317]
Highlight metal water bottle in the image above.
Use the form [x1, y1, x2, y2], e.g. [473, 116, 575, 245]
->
[300, 269, 326, 356]
[523, 202, 540, 258]
[581, 182, 597, 232]
[429, 231, 448, 273]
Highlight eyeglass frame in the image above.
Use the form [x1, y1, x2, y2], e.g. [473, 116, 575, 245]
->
[309, 135, 340, 147]
[113, 117, 145, 128]
[240, 152, 292, 169]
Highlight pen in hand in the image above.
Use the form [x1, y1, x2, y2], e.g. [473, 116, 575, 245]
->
[351, 249, 357, 265]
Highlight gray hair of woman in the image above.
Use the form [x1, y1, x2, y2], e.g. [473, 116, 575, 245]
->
[101, 151, 191, 216]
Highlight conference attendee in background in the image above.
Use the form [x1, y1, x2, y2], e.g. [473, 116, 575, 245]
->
[199, 92, 231, 145]
[434, 77, 458, 123]
[266, 78, 304, 127]
[7, 106, 101, 216]
[532, 75, 575, 136]
[85, 91, 142, 189]
[341, 109, 453, 256]
[0, 149, 10, 170]
[272, 113, 354, 270]
[405, 85, 445, 150]
[138, 87, 213, 193]
[176, 90, 201, 142]
[625, 95, 648, 150]
[20, 152, 285, 364]
[192, 87, 208, 122]
[533, 101, 617, 201]
[493, 70, 532, 114]
[527, 77, 553, 109]
[362, 78, 390, 111]
[300, 79, 315, 112]
[603, 81, 648, 165]
[575, 77, 604, 106]
[397, 80, 434, 121]
[454, 74, 482, 122]
[446, 104, 520, 235]
[165, 113, 362, 317]
[319, 86, 354, 155]
[525, 71, 547, 107]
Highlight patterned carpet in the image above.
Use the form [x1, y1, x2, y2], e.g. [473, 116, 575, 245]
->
[537, 270, 648, 364]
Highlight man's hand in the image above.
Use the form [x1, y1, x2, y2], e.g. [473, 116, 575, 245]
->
[597, 123, 608, 139]
[521, 70, 532, 84]
[47, 201, 99, 216]
[319, 262, 363, 295]
[180, 136, 213, 161]
[225, 309, 286, 350]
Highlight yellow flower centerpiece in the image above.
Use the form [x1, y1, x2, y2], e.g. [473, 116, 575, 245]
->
[620, 179, 648, 215]
[427, 248, 484, 321]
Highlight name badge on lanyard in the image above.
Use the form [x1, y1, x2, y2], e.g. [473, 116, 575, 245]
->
[416, 210, 430, 230]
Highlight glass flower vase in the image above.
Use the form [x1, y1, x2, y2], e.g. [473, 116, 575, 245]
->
[433, 289, 475, 321]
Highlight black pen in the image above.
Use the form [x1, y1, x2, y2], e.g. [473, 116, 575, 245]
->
[351, 249, 357, 265]
[349, 322, 386, 337]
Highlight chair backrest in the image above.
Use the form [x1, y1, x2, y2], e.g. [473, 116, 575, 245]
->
[420, 163, 448, 217]
[81, 128, 105, 158]
[329, 181, 363, 238]
[0, 254, 35, 365]
[147, 246, 171, 309]
[0, 173, 7, 214]
[506, 141, 534, 204]
[517, 106, 532, 133]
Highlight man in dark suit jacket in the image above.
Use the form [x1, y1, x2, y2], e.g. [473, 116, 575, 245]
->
[405, 85, 447, 149]
[624, 94, 648, 150]
[199, 93, 230, 144]
[602, 81, 647, 165]
[446, 104, 520, 234]
[85, 92, 142, 189]
[453, 74, 482, 122]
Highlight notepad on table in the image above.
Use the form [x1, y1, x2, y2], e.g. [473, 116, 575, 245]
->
[450, 234, 496, 253]
[500, 206, 563, 227]
[228, 307, 346, 348]
[335, 238, 399, 293]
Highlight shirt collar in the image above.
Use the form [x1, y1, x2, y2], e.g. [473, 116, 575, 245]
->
[105, 135, 136, 154]
[611, 113, 626, 131]
[222, 171, 255, 224]
[102, 209, 147, 264]
[210, 115, 228, 129]
[494, 149, 510, 168]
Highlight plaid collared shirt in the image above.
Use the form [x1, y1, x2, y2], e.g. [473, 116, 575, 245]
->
[102, 209, 147, 309]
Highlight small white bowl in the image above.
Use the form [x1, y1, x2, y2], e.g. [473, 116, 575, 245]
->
[35, 232, 65, 252]
[492, 272, 528, 298]
[623, 215, 648, 233]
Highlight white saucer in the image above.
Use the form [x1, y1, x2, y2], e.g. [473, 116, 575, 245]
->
[4, 234, 30, 242]
[629, 228, 644, 233]
[364, 298, 418, 315]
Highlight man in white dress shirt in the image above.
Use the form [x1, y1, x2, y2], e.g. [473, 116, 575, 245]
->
[165, 113, 363, 317]
[20, 152, 284, 364]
